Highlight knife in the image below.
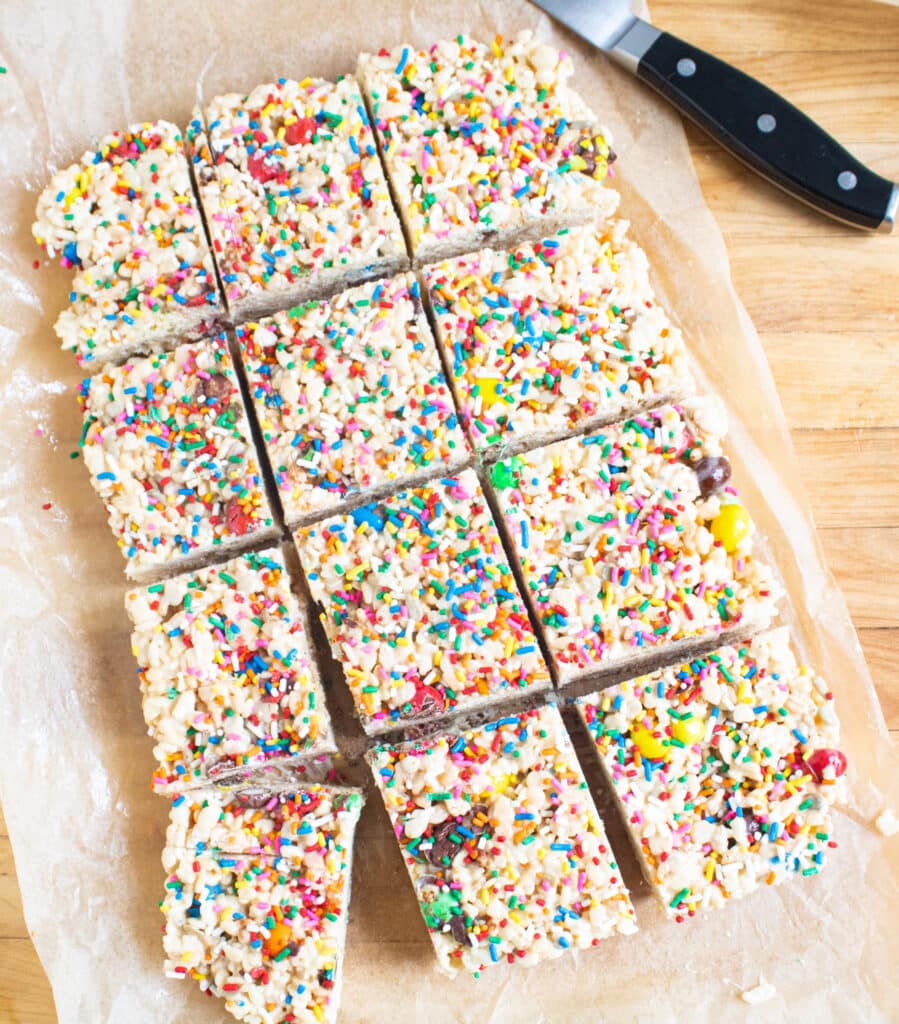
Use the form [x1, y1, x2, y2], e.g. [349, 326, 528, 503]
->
[530, 0, 898, 233]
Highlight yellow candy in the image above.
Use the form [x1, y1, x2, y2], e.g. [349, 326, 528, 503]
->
[477, 377, 503, 407]
[710, 503, 752, 553]
[631, 723, 669, 760]
[672, 715, 706, 745]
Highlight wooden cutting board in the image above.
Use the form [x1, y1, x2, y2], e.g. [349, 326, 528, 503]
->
[2, 0, 896, 1018]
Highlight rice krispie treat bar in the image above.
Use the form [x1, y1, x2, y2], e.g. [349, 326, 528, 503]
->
[425, 220, 694, 454]
[294, 469, 551, 734]
[574, 629, 845, 920]
[367, 704, 637, 974]
[162, 784, 363, 1024]
[79, 335, 276, 580]
[237, 272, 469, 526]
[488, 399, 781, 688]
[188, 76, 407, 320]
[33, 120, 221, 366]
[126, 549, 334, 793]
[358, 32, 619, 265]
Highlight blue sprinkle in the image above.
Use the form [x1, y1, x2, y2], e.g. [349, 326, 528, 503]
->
[62, 241, 82, 267]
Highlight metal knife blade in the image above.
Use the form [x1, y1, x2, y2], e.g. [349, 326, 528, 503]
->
[529, 0, 661, 71]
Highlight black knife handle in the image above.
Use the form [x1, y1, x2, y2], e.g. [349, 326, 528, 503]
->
[635, 31, 897, 231]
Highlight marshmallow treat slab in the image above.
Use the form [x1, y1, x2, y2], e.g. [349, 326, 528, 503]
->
[487, 399, 782, 689]
[126, 548, 335, 794]
[32, 120, 221, 367]
[294, 469, 551, 735]
[358, 32, 619, 265]
[78, 335, 276, 581]
[162, 783, 363, 1024]
[574, 629, 845, 920]
[187, 76, 407, 321]
[424, 220, 694, 455]
[237, 272, 469, 526]
[367, 703, 637, 974]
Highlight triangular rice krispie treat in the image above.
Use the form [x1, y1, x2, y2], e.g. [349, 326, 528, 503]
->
[161, 783, 363, 1024]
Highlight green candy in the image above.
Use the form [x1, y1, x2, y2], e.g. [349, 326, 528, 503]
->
[489, 457, 522, 490]
[421, 889, 460, 927]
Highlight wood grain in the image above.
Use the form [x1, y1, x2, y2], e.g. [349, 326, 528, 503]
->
[2, 1, 897, 1020]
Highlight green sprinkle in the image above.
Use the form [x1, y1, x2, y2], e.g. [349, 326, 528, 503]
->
[670, 887, 690, 908]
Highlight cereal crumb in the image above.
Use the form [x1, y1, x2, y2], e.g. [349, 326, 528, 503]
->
[874, 808, 898, 837]
[740, 977, 777, 1005]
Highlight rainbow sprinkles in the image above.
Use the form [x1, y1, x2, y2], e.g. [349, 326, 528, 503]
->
[29, 28, 851, 1024]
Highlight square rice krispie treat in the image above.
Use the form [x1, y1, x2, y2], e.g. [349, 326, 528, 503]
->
[126, 548, 334, 793]
[162, 784, 363, 1024]
[358, 32, 619, 264]
[575, 629, 845, 920]
[78, 335, 276, 580]
[487, 399, 782, 688]
[188, 76, 407, 320]
[33, 120, 221, 367]
[237, 272, 469, 526]
[425, 220, 694, 454]
[294, 469, 551, 734]
[367, 704, 637, 974]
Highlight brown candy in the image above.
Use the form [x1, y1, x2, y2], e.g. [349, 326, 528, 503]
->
[465, 802, 491, 836]
[197, 373, 231, 401]
[235, 789, 275, 809]
[449, 914, 471, 947]
[694, 455, 732, 499]
[427, 820, 462, 867]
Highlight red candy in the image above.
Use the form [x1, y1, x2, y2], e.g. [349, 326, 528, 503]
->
[806, 748, 847, 782]
[285, 117, 316, 146]
[409, 684, 444, 717]
[225, 499, 253, 536]
[247, 150, 280, 183]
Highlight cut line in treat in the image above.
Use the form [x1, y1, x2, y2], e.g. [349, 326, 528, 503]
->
[486, 398, 783, 691]
[33, 120, 223, 367]
[162, 783, 363, 1024]
[358, 32, 619, 266]
[186, 76, 408, 323]
[126, 547, 335, 794]
[78, 334, 277, 581]
[294, 469, 552, 736]
[423, 219, 695, 457]
[237, 271, 470, 527]
[367, 703, 637, 975]
[573, 628, 845, 921]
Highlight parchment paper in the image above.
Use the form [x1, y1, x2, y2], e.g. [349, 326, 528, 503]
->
[0, 2, 896, 1022]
